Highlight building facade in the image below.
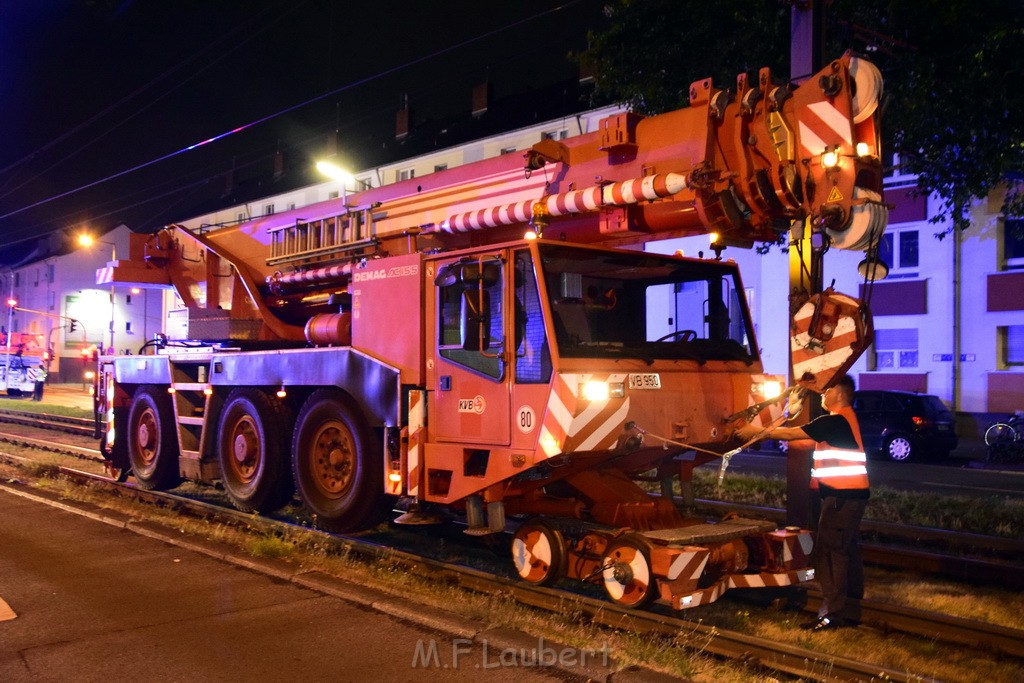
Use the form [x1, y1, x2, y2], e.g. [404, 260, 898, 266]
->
[4, 224, 166, 383]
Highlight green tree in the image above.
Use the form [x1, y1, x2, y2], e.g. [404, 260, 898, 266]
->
[578, 0, 1024, 232]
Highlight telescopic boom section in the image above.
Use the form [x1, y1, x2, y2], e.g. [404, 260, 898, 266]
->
[100, 52, 884, 344]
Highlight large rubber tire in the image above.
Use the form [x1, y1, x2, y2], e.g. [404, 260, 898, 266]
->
[217, 389, 294, 513]
[884, 433, 914, 462]
[291, 390, 386, 533]
[127, 386, 180, 490]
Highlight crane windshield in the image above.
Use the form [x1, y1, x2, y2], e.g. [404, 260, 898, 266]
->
[536, 243, 757, 364]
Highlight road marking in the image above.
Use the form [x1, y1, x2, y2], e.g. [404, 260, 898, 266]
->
[0, 595, 16, 621]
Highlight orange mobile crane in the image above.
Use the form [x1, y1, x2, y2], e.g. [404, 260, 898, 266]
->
[96, 53, 885, 609]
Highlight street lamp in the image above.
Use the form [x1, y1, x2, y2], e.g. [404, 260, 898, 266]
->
[315, 160, 358, 207]
[77, 232, 117, 353]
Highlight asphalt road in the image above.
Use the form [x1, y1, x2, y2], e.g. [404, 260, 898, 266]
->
[0, 487, 643, 683]
[727, 450, 1024, 499]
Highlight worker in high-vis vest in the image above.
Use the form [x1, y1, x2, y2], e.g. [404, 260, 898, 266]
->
[735, 374, 869, 632]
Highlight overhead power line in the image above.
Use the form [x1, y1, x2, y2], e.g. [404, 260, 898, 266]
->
[0, 1, 584, 226]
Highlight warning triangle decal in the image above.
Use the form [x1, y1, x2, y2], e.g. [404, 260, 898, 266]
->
[827, 186, 844, 203]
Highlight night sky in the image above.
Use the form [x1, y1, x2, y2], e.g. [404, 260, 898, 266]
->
[0, 0, 604, 246]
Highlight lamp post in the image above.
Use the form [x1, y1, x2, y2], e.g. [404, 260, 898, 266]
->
[4, 272, 14, 391]
[77, 233, 117, 353]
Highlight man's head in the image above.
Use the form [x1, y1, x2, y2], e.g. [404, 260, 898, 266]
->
[821, 374, 855, 412]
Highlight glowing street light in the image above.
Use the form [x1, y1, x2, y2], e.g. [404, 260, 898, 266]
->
[315, 160, 356, 184]
[315, 160, 358, 209]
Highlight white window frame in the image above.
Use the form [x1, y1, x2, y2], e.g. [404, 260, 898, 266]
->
[879, 227, 920, 278]
[1004, 218, 1024, 269]
[874, 327, 919, 369]
[999, 325, 1024, 368]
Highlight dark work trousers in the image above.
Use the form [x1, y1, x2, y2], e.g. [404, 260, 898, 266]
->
[815, 495, 867, 619]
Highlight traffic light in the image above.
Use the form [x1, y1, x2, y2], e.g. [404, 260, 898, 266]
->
[69, 319, 78, 333]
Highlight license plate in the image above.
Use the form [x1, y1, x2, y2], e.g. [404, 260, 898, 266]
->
[628, 373, 661, 389]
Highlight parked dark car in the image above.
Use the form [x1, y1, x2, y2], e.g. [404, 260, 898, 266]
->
[851, 390, 958, 461]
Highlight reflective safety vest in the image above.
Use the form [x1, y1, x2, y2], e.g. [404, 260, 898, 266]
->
[811, 406, 869, 491]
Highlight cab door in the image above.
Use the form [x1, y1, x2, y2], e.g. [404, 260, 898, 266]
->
[427, 252, 510, 445]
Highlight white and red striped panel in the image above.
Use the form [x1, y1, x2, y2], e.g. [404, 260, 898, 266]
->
[536, 373, 631, 458]
[404, 390, 426, 497]
[667, 568, 814, 610]
[791, 292, 868, 393]
[798, 100, 854, 158]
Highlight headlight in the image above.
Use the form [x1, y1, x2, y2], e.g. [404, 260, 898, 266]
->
[760, 380, 783, 399]
[581, 380, 609, 401]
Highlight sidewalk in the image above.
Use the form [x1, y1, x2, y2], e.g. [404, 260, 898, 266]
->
[0, 383, 95, 412]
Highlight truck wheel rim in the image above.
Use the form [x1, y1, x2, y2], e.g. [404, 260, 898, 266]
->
[227, 415, 260, 482]
[310, 421, 354, 497]
[134, 408, 157, 465]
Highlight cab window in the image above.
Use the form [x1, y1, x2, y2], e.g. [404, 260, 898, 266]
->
[437, 257, 504, 379]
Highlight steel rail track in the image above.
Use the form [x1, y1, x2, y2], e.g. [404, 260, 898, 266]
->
[695, 499, 1024, 558]
[693, 499, 1024, 591]
[0, 456, 936, 683]
[1, 443, 1022, 667]
[8, 420, 1022, 595]
[0, 409, 97, 437]
[3, 405, 1018, 563]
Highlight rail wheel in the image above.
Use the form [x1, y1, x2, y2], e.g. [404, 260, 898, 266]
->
[217, 389, 294, 513]
[127, 386, 180, 490]
[884, 433, 914, 462]
[511, 521, 566, 586]
[601, 534, 657, 608]
[292, 390, 385, 533]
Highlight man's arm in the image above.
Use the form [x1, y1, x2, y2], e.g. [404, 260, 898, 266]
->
[735, 423, 810, 443]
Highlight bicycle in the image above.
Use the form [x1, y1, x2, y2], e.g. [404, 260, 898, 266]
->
[984, 411, 1024, 464]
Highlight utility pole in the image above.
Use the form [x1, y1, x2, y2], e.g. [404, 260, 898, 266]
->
[786, 0, 826, 529]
